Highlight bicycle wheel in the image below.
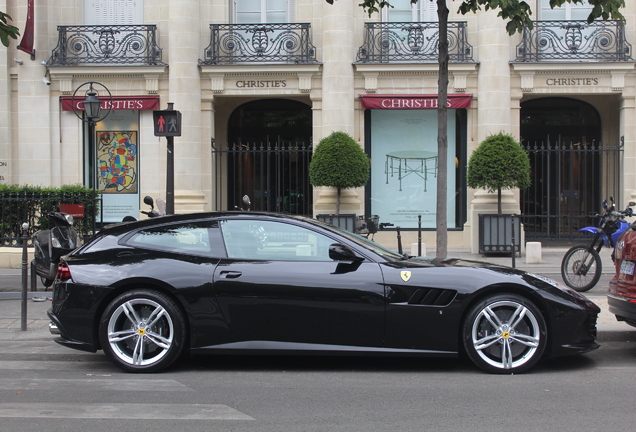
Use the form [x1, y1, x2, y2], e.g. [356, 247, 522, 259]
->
[560, 246, 602, 292]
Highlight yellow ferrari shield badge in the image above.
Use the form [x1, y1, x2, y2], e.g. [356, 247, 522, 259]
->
[400, 271, 411, 282]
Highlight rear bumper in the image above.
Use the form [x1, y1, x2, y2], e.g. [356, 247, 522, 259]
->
[47, 308, 98, 353]
[608, 294, 636, 323]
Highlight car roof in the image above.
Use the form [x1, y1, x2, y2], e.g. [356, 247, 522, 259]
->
[98, 211, 318, 236]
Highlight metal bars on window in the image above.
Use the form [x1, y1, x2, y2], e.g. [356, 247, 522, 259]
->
[520, 139, 623, 242]
[355, 21, 474, 63]
[515, 20, 632, 62]
[212, 141, 313, 215]
[47, 25, 165, 66]
[200, 23, 318, 65]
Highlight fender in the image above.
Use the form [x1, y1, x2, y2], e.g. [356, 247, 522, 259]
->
[579, 227, 600, 234]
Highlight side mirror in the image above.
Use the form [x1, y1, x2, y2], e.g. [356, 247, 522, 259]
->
[329, 243, 363, 262]
[143, 196, 155, 208]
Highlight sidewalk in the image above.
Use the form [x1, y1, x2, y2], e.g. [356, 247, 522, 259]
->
[1, 246, 635, 342]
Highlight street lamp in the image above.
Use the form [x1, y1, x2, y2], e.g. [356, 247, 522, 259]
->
[71, 82, 113, 189]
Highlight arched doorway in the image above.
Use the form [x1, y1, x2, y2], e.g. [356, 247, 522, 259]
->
[224, 99, 313, 214]
[520, 97, 619, 241]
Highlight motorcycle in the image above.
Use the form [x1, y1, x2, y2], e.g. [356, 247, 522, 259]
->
[561, 196, 635, 292]
[33, 212, 81, 288]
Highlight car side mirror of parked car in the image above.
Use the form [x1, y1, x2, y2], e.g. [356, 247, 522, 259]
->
[329, 243, 364, 262]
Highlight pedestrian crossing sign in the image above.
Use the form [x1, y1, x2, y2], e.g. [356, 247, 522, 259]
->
[153, 110, 182, 137]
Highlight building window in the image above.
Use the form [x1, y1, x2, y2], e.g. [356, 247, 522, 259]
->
[85, 0, 143, 25]
[383, 0, 437, 22]
[539, 0, 593, 20]
[366, 108, 466, 230]
[233, 0, 290, 23]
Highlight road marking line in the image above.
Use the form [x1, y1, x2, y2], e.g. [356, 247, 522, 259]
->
[0, 403, 255, 420]
[0, 378, 191, 391]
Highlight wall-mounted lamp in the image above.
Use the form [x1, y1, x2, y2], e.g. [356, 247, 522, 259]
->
[14, 57, 23, 65]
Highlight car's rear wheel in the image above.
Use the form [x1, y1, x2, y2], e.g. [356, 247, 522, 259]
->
[463, 294, 547, 374]
[99, 289, 186, 373]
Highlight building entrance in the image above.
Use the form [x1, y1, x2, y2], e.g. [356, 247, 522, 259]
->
[519, 97, 621, 242]
[216, 99, 313, 214]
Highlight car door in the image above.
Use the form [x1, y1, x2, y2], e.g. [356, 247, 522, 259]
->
[213, 218, 386, 348]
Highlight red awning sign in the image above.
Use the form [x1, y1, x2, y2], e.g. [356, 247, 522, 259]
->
[60, 96, 160, 112]
[360, 94, 472, 110]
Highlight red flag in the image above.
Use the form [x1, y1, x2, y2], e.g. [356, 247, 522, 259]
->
[17, 0, 35, 57]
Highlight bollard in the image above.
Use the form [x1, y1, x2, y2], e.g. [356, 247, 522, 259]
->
[21, 222, 29, 331]
[411, 243, 427, 257]
[526, 242, 542, 264]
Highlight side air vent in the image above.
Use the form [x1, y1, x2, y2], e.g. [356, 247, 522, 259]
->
[407, 288, 457, 306]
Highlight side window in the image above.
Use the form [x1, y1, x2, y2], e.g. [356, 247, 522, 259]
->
[383, 0, 437, 22]
[539, 0, 593, 20]
[127, 221, 222, 256]
[220, 220, 334, 261]
[85, 0, 143, 25]
[233, 0, 290, 23]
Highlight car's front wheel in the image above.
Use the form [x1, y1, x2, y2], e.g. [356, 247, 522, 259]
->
[463, 294, 547, 374]
[99, 289, 186, 373]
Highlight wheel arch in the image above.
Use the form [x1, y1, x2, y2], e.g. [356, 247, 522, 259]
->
[457, 283, 553, 356]
[92, 278, 190, 352]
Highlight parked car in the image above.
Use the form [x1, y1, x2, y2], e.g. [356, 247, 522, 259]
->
[48, 212, 600, 374]
[608, 229, 636, 327]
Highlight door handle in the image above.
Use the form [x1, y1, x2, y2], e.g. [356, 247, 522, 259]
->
[219, 270, 242, 279]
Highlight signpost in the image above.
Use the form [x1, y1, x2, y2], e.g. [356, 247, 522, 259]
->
[153, 103, 181, 214]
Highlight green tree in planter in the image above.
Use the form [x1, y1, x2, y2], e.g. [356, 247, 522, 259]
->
[467, 132, 531, 215]
[309, 132, 370, 215]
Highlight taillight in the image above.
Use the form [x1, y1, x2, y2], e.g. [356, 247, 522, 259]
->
[56, 262, 72, 282]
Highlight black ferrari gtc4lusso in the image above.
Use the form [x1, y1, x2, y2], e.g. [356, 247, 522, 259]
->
[48, 212, 600, 374]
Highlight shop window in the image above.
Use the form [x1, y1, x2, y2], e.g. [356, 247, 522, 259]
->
[367, 109, 466, 230]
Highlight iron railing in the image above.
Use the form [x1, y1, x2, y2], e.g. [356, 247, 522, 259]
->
[212, 141, 313, 215]
[515, 20, 632, 62]
[47, 25, 165, 66]
[520, 139, 623, 242]
[0, 192, 102, 246]
[200, 23, 319, 65]
[356, 21, 474, 63]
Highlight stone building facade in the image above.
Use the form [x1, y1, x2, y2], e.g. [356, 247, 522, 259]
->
[1, 0, 635, 253]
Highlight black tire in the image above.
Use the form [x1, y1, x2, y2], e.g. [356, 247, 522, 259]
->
[463, 294, 547, 374]
[99, 289, 187, 373]
[561, 246, 602, 292]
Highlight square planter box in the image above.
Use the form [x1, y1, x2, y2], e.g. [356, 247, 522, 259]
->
[316, 214, 358, 233]
[478, 214, 521, 255]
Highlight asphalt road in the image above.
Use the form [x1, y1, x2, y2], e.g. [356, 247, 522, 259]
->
[0, 338, 635, 431]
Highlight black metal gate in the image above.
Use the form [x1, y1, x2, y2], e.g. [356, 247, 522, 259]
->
[520, 139, 623, 242]
[212, 140, 313, 215]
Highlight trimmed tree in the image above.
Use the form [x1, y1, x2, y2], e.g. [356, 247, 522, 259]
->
[466, 132, 531, 215]
[309, 131, 370, 215]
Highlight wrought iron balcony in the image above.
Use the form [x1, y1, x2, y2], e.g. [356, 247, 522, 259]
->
[515, 20, 632, 62]
[356, 22, 474, 63]
[47, 25, 165, 66]
[200, 23, 318, 65]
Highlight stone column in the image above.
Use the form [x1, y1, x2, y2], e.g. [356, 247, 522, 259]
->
[469, 10, 516, 252]
[168, 0, 205, 212]
[316, 1, 361, 214]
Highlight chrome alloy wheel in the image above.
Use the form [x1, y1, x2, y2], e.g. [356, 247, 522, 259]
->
[107, 298, 175, 367]
[470, 300, 541, 371]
